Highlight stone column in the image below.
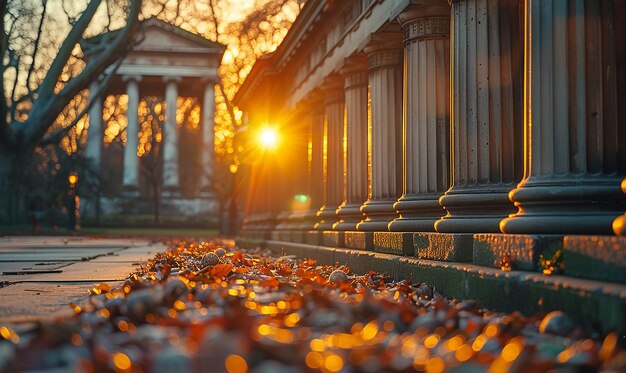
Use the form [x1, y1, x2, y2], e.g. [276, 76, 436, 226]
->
[86, 81, 103, 171]
[162, 76, 181, 193]
[357, 33, 404, 231]
[389, 1, 451, 232]
[501, 0, 626, 235]
[315, 75, 345, 231]
[200, 80, 216, 195]
[302, 96, 326, 230]
[335, 55, 369, 231]
[123, 75, 141, 191]
[435, 0, 524, 233]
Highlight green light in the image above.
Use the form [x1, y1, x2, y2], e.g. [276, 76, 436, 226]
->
[294, 194, 309, 202]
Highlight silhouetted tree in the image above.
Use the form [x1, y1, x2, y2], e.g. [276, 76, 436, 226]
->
[0, 0, 141, 224]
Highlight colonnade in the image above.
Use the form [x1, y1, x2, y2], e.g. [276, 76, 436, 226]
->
[244, 0, 625, 237]
[85, 75, 216, 196]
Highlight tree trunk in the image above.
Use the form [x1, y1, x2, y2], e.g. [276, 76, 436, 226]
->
[95, 190, 101, 225]
[0, 151, 33, 225]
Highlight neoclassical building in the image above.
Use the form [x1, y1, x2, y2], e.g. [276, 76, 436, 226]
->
[81, 18, 224, 225]
[234, 0, 625, 295]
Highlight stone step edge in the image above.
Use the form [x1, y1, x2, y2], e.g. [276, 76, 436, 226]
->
[237, 237, 626, 334]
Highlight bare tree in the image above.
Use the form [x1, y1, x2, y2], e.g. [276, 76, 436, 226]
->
[0, 0, 142, 224]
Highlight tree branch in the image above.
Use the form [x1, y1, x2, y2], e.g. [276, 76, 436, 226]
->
[25, 0, 48, 92]
[24, 0, 142, 147]
[36, 0, 102, 105]
[39, 57, 123, 147]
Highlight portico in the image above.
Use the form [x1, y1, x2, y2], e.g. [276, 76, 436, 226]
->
[82, 18, 224, 224]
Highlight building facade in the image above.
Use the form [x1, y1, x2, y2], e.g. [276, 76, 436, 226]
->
[81, 18, 224, 226]
[234, 0, 625, 268]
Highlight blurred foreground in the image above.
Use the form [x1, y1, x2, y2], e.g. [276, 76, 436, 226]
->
[1, 240, 625, 372]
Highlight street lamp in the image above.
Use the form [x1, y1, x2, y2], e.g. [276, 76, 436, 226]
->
[66, 172, 79, 231]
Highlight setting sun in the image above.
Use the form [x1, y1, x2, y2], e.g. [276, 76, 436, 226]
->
[258, 127, 279, 149]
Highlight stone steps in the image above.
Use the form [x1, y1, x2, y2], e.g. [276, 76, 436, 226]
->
[236, 234, 626, 334]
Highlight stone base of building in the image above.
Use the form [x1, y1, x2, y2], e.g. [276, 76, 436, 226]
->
[80, 195, 219, 227]
[236, 232, 626, 333]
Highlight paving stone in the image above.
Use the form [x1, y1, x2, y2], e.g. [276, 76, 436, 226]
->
[322, 231, 344, 247]
[0, 247, 125, 262]
[0, 236, 150, 249]
[0, 261, 140, 283]
[562, 235, 626, 284]
[91, 246, 164, 263]
[413, 233, 473, 262]
[0, 281, 122, 322]
[343, 231, 373, 250]
[473, 234, 563, 271]
[0, 261, 70, 274]
[373, 232, 413, 256]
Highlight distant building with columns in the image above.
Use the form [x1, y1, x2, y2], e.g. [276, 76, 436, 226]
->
[234, 0, 626, 326]
[81, 18, 224, 226]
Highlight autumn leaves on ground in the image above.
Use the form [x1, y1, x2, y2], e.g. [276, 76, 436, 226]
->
[1, 241, 624, 373]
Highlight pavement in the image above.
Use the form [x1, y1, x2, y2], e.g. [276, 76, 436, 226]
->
[0, 236, 168, 323]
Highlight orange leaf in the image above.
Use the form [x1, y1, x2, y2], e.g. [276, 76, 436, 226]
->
[232, 251, 245, 264]
[260, 278, 280, 288]
[210, 263, 233, 278]
[277, 266, 292, 275]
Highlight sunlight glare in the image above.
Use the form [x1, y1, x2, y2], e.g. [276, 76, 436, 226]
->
[258, 128, 279, 149]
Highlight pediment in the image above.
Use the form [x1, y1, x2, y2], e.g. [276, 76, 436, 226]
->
[137, 22, 215, 52]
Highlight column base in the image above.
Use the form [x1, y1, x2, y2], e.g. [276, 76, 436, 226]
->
[197, 187, 215, 199]
[333, 202, 364, 231]
[314, 205, 338, 231]
[300, 209, 321, 231]
[273, 211, 292, 230]
[389, 193, 444, 232]
[357, 198, 397, 231]
[435, 185, 516, 233]
[161, 186, 180, 198]
[122, 186, 140, 198]
[501, 178, 626, 235]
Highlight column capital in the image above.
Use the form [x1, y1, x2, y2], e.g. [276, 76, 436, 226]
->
[398, 1, 450, 43]
[340, 54, 369, 89]
[363, 32, 403, 70]
[321, 74, 344, 105]
[163, 76, 183, 84]
[122, 74, 142, 83]
[299, 87, 325, 114]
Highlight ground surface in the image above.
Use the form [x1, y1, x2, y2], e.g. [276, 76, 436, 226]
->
[0, 236, 168, 322]
[0, 238, 625, 372]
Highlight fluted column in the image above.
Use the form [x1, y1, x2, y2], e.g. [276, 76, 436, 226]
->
[315, 76, 345, 230]
[302, 96, 325, 230]
[435, 0, 524, 233]
[357, 33, 404, 231]
[334, 55, 369, 231]
[162, 76, 181, 193]
[502, 0, 626, 234]
[389, 2, 451, 232]
[200, 80, 216, 195]
[86, 81, 103, 171]
[123, 75, 141, 191]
